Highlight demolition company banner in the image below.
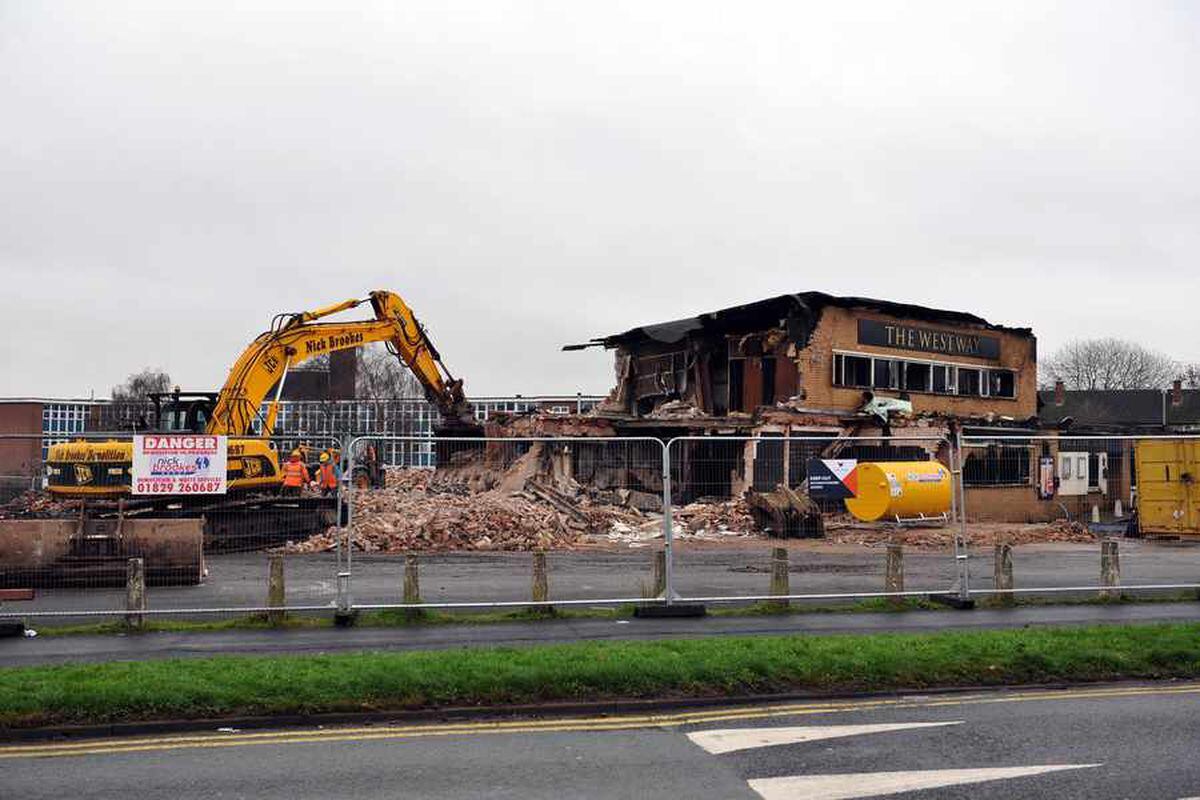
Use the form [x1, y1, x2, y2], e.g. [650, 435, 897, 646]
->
[807, 458, 858, 499]
[132, 435, 228, 495]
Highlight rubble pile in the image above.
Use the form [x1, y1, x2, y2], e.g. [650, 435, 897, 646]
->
[824, 518, 1097, 548]
[0, 491, 78, 517]
[288, 466, 648, 553]
[675, 498, 757, 536]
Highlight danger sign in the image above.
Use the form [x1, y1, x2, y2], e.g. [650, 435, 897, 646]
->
[807, 459, 858, 499]
[132, 435, 228, 495]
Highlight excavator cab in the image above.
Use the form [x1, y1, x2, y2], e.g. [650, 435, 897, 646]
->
[147, 391, 218, 433]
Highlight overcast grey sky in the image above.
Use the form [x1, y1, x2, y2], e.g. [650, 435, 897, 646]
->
[2, 2, 1198, 398]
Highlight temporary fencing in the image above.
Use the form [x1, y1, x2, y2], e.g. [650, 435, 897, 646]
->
[957, 433, 1200, 601]
[4, 430, 1200, 626]
[663, 434, 962, 607]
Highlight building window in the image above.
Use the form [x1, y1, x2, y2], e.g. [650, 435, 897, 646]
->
[903, 361, 931, 392]
[963, 444, 1032, 486]
[872, 359, 896, 389]
[832, 351, 1016, 400]
[957, 368, 981, 396]
[833, 354, 871, 388]
[989, 370, 1015, 398]
[761, 357, 777, 406]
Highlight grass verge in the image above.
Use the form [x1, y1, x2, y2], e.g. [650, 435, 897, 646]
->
[4, 623, 1200, 729]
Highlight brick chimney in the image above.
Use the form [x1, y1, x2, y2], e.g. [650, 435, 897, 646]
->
[1054, 380, 1065, 406]
[1172, 378, 1183, 406]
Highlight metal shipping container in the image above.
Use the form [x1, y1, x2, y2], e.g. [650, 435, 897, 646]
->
[1134, 440, 1200, 535]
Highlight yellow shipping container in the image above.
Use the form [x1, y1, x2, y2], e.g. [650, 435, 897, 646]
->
[1134, 440, 1200, 535]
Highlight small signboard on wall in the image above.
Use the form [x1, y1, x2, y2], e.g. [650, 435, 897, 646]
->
[807, 459, 858, 499]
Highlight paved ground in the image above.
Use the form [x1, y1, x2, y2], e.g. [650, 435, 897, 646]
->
[13, 539, 1200, 620]
[3, 682, 1199, 798]
[4, 602, 1198, 667]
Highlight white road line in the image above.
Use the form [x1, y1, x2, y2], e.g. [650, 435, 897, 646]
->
[748, 764, 1102, 800]
[686, 722, 963, 755]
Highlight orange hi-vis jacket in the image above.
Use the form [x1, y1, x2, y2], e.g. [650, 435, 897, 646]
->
[282, 460, 309, 488]
[319, 463, 338, 490]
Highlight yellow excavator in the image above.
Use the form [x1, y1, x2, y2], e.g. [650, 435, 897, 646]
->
[1, 291, 476, 586]
[45, 289, 476, 498]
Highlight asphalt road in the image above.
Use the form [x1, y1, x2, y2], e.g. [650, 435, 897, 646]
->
[14, 539, 1200, 619]
[4, 602, 1199, 667]
[4, 682, 1199, 798]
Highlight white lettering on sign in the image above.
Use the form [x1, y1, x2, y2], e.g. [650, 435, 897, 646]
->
[131, 435, 228, 495]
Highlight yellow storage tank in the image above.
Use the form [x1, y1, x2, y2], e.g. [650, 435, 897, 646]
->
[844, 461, 952, 523]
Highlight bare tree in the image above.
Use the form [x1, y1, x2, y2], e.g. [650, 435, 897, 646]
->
[99, 368, 173, 429]
[1182, 363, 1200, 389]
[111, 367, 173, 401]
[1040, 339, 1178, 390]
[357, 344, 423, 400]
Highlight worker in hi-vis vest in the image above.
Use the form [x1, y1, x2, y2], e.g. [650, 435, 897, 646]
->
[317, 451, 341, 496]
[281, 450, 309, 496]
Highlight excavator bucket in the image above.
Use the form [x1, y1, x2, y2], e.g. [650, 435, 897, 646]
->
[0, 518, 204, 588]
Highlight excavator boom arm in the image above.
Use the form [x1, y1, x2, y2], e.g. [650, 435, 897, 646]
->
[209, 291, 468, 436]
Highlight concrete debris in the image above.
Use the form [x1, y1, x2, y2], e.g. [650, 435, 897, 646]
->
[1, 491, 78, 517]
[286, 467, 648, 553]
[744, 487, 825, 539]
[675, 498, 758, 536]
[646, 400, 706, 420]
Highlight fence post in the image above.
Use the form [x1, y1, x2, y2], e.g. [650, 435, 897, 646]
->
[994, 543, 1014, 606]
[531, 550, 550, 614]
[404, 553, 423, 620]
[650, 550, 666, 598]
[661, 441, 675, 604]
[769, 547, 789, 609]
[953, 430, 971, 604]
[885, 544, 904, 608]
[125, 557, 146, 630]
[334, 435, 357, 627]
[267, 554, 286, 626]
[1101, 539, 1121, 600]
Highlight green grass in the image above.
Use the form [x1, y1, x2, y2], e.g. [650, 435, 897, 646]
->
[31, 590, 1200, 636]
[5, 623, 1200, 729]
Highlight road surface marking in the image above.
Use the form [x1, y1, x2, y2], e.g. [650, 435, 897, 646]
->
[687, 721, 962, 755]
[2, 682, 1196, 760]
[749, 764, 1102, 800]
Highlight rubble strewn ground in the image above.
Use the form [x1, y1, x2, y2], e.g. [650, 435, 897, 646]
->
[285, 463, 1099, 554]
[0, 491, 78, 517]
[287, 466, 653, 553]
[822, 519, 1095, 548]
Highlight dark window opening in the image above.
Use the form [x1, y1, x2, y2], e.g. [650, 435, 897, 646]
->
[761, 357, 777, 406]
[931, 365, 950, 394]
[903, 362, 931, 392]
[989, 370, 1016, 398]
[963, 445, 1031, 486]
[872, 359, 895, 389]
[728, 359, 745, 413]
[958, 368, 981, 396]
[834, 354, 872, 388]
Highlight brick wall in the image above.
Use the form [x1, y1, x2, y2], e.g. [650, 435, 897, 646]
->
[0, 403, 43, 475]
[795, 306, 1037, 418]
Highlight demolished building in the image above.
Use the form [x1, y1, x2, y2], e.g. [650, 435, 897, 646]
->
[558, 292, 1040, 512]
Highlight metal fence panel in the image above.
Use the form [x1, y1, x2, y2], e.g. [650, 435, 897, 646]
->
[341, 435, 668, 612]
[660, 434, 960, 606]
[0, 432, 344, 624]
[959, 433, 1200, 599]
